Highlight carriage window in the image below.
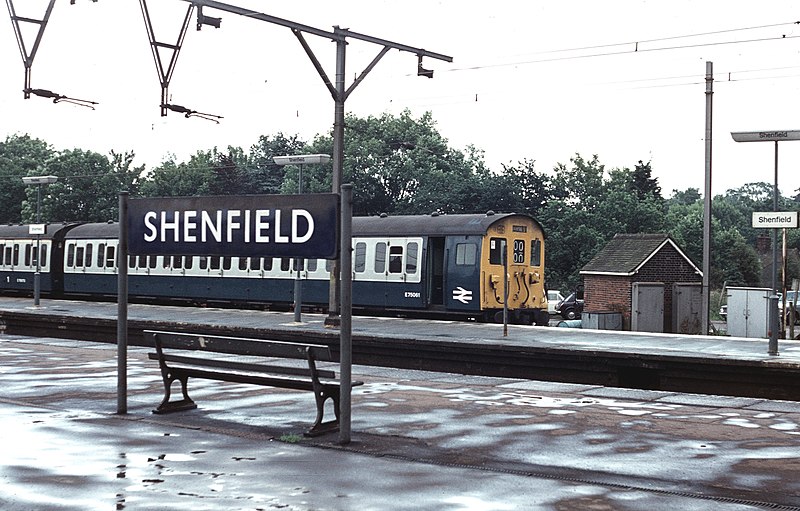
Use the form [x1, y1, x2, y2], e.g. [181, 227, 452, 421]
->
[455, 243, 477, 266]
[148, 256, 157, 269]
[307, 259, 318, 272]
[106, 246, 115, 268]
[0, 243, 4, 265]
[40, 245, 48, 268]
[239, 257, 248, 271]
[75, 246, 85, 268]
[173, 256, 183, 269]
[97, 244, 106, 267]
[184, 255, 193, 270]
[128, 255, 135, 269]
[162, 255, 171, 269]
[489, 238, 504, 265]
[13, 243, 20, 266]
[389, 246, 403, 274]
[531, 239, 542, 267]
[264, 258, 273, 271]
[406, 242, 418, 274]
[210, 257, 221, 270]
[326, 259, 333, 272]
[85, 244, 93, 268]
[3, 245, 11, 266]
[374, 242, 387, 273]
[293, 258, 305, 272]
[24, 244, 32, 266]
[281, 258, 290, 272]
[200, 257, 208, 270]
[249, 257, 260, 271]
[354, 242, 366, 272]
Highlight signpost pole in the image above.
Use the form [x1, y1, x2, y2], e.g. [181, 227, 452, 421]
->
[339, 184, 353, 445]
[117, 192, 129, 414]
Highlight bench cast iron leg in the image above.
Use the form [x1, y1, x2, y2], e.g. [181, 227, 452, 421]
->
[306, 385, 340, 437]
[153, 370, 198, 414]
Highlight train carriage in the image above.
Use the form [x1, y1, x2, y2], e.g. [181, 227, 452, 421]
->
[0, 223, 77, 295]
[351, 212, 548, 323]
[2, 211, 549, 325]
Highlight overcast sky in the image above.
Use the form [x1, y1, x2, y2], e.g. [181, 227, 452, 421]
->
[2, 0, 800, 197]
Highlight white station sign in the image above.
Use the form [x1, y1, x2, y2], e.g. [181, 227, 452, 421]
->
[752, 211, 799, 229]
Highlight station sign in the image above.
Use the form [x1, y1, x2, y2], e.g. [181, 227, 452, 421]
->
[731, 130, 800, 143]
[127, 194, 338, 258]
[752, 211, 799, 229]
[28, 224, 45, 235]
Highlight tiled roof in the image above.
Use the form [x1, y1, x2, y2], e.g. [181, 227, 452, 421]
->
[580, 233, 687, 275]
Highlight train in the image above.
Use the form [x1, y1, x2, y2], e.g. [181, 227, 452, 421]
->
[0, 211, 550, 325]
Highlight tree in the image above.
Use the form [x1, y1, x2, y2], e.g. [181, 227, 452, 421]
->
[247, 133, 308, 195]
[22, 148, 124, 223]
[290, 110, 490, 216]
[630, 160, 662, 200]
[0, 134, 54, 224]
[139, 151, 215, 197]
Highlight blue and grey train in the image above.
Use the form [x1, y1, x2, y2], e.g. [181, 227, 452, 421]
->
[0, 212, 550, 324]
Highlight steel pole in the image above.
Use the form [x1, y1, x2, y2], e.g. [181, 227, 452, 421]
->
[33, 183, 42, 306]
[338, 184, 353, 445]
[117, 192, 129, 414]
[701, 61, 713, 335]
[293, 165, 303, 322]
[325, 34, 346, 328]
[769, 142, 779, 355]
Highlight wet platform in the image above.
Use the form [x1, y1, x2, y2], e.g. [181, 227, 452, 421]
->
[2, 334, 800, 509]
[2, 298, 800, 508]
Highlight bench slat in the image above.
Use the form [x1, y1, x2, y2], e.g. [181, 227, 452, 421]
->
[147, 330, 333, 361]
[147, 352, 337, 379]
[172, 366, 322, 392]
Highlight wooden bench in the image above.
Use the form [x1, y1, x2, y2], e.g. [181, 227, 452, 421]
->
[144, 330, 362, 436]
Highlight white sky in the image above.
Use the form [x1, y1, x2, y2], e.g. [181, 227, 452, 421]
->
[2, 0, 800, 198]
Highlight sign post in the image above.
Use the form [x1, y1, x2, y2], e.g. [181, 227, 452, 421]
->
[273, 155, 332, 322]
[732, 130, 800, 355]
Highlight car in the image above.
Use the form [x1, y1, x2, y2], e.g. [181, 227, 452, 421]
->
[547, 290, 565, 315]
[556, 291, 584, 320]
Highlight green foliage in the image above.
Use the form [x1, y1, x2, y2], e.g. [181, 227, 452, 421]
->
[0, 134, 54, 224]
[139, 152, 215, 198]
[22, 148, 141, 223]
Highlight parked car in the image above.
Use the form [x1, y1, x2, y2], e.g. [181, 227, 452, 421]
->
[547, 290, 565, 315]
[556, 291, 584, 320]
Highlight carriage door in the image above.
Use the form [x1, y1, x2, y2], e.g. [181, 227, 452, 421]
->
[427, 237, 445, 305]
[445, 236, 481, 311]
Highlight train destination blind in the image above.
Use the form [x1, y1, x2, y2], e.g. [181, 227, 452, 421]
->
[127, 194, 338, 258]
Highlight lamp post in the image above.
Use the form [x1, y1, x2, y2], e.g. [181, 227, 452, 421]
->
[21, 175, 58, 307]
[273, 154, 331, 322]
[731, 130, 800, 355]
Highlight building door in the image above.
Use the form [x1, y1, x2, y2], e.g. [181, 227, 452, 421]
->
[632, 282, 664, 333]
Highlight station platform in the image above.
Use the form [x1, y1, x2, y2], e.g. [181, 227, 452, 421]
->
[1, 297, 800, 508]
[1, 296, 800, 400]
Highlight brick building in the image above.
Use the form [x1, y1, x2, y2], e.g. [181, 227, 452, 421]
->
[580, 233, 702, 332]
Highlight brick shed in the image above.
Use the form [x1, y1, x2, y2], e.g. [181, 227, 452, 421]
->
[580, 233, 702, 332]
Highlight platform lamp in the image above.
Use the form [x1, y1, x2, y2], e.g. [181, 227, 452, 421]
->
[22, 175, 58, 307]
[273, 154, 332, 322]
